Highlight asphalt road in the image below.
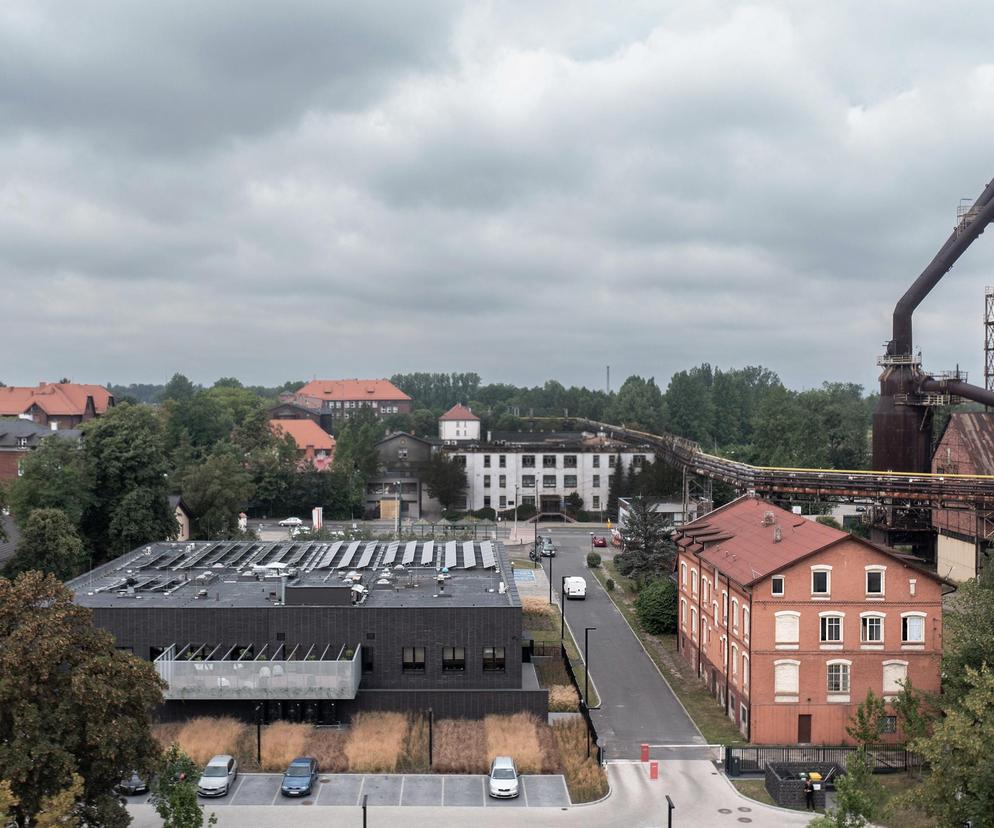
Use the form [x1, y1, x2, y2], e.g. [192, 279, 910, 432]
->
[533, 525, 706, 759]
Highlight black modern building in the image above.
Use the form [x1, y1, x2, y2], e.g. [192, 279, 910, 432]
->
[69, 538, 546, 722]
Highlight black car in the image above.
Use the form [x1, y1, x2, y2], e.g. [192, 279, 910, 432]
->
[280, 757, 318, 797]
[117, 771, 148, 796]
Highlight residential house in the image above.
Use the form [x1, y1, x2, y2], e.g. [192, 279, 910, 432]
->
[0, 420, 81, 480]
[364, 432, 436, 520]
[675, 495, 948, 744]
[0, 382, 113, 429]
[270, 419, 336, 471]
[169, 496, 193, 542]
[280, 379, 411, 433]
[439, 404, 481, 443]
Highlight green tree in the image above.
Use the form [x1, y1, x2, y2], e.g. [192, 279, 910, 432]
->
[3, 508, 87, 581]
[810, 750, 882, 828]
[891, 677, 933, 747]
[8, 436, 92, 526]
[35, 773, 84, 828]
[333, 408, 383, 480]
[151, 744, 217, 828]
[410, 408, 438, 438]
[846, 688, 887, 748]
[423, 454, 468, 512]
[941, 572, 994, 703]
[634, 579, 678, 634]
[249, 433, 301, 518]
[180, 447, 255, 539]
[160, 373, 198, 403]
[664, 365, 715, 446]
[616, 496, 675, 583]
[608, 375, 663, 432]
[607, 459, 626, 521]
[0, 571, 164, 826]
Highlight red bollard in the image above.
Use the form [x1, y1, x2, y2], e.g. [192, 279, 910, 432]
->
[649, 760, 659, 780]
[641, 743, 650, 762]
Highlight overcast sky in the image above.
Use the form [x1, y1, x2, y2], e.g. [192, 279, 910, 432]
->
[3, 1, 994, 393]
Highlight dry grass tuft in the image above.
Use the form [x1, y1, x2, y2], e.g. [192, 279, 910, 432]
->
[304, 729, 349, 773]
[398, 714, 430, 773]
[548, 684, 580, 712]
[534, 656, 570, 687]
[553, 718, 607, 803]
[153, 722, 183, 751]
[344, 712, 408, 773]
[260, 722, 310, 771]
[522, 597, 557, 630]
[484, 713, 544, 775]
[171, 717, 248, 766]
[433, 719, 487, 773]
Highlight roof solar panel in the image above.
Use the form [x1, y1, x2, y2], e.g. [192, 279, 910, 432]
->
[338, 541, 361, 569]
[316, 541, 343, 569]
[356, 542, 377, 569]
[480, 541, 496, 568]
[420, 541, 434, 566]
[382, 541, 399, 565]
[462, 541, 477, 569]
[402, 541, 417, 565]
[444, 541, 457, 570]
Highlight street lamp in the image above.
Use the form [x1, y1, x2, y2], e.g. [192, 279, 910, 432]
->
[254, 702, 263, 764]
[560, 575, 566, 640]
[666, 794, 676, 828]
[547, 545, 554, 605]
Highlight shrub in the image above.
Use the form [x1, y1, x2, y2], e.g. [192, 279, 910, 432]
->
[172, 717, 248, 766]
[553, 718, 608, 803]
[345, 712, 408, 772]
[484, 713, 544, 774]
[433, 719, 487, 773]
[549, 684, 580, 712]
[605, 578, 615, 592]
[260, 723, 310, 771]
[634, 579, 678, 635]
[586, 551, 601, 568]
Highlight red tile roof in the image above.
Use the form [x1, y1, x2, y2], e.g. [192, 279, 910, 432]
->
[295, 379, 410, 402]
[440, 404, 479, 422]
[0, 383, 113, 417]
[270, 419, 336, 452]
[675, 496, 847, 587]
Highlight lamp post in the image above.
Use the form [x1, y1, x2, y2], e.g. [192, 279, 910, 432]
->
[513, 483, 518, 539]
[666, 794, 675, 828]
[560, 575, 566, 640]
[547, 545, 554, 605]
[254, 702, 263, 764]
[395, 480, 402, 537]
[428, 708, 434, 767]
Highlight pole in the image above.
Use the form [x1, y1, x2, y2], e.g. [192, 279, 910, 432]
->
[548, 546, 554, 605]
[666, 794, 675, 828]
[428, 708, 434, 767]
[395, 481, 401, 537]
[362, 793, 368, 828]
[255, 703, 262, 764]
[560, 575, 566, 640]
[513, 483, 518, 539]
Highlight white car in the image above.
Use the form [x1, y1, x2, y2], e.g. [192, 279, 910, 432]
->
[197, 755, 238, 797]
[278, 517, 304, 527]
[488, 756, 519, 798]
[563, 576, 587, 600]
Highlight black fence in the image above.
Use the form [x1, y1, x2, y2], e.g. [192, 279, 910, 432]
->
[560, 642, 604, 766]
[725, 744, 920, 777]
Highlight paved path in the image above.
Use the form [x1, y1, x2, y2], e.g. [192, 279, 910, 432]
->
[520, 527, 705, 759]
[128, 762, 816, 827]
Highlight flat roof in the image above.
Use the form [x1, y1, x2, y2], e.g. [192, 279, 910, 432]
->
[69, 539, 520, 610]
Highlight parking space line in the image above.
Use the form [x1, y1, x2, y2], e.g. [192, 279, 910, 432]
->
[356, 775, 365, 806]
[270, 778, 281, 806]
[440, 776, 445, 806]
[399, 776, 405, 805]
[522, 777, 529, 807]
[481, 775, 487, 807]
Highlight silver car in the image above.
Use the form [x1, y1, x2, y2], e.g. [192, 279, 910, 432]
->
[197, 755, 237, 797]
[488, 756, 519, 798]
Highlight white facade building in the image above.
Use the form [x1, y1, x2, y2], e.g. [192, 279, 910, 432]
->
[439, 404, 481, 443]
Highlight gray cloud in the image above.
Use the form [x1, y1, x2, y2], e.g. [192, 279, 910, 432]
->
[2, 1, 994, 393]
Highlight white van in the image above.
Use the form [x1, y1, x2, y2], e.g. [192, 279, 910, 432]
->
[563, 576, 587, 600]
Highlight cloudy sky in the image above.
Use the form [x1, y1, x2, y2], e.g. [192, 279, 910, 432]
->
[3, 1, 994, 392]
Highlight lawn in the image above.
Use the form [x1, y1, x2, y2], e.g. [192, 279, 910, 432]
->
[875, 774, 937, 828]
[589, 558, 745, 746]
[731, 778, 776, 807]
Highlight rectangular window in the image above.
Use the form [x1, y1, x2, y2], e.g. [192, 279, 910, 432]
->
[484, 456, 491, 468]
[775, 613, 799, 644]
[592, 495, 600, 509]
[483, 475, 491, 488]
[563, 455, 577, 468]
[592, 455, 600, 468]
[402, 647, 425, 672]
[453, 455, 466, 466]
[812, 570, 829, 595]
[902, 616, 925, 643]
[881, 716, 897, 734]
[499, 495, 507, 508]
[499, 455, 506, 468]
[521, 475, 535, 489]
[483, 496, 491, 507]
[866, 571, 883, 595]
[772, 576, 785, 596]
[564, 475, 577, 488]
[827, 663, 850, 693]
[442, 646, 465, 672]
[820, 616, 842, 642]
[608, 455, 616, 467]
[543, 455, 557, 468]
[592, 474, 600, 488]
[542, 475, 556, 488]
[775, 661, 799, 694]
[482, 646, 505, 672]
[632, 454, 645, 467]
[499, 475, 506, 488]
[522, 455, 535, 468]
[861, 617, 883, 643]
[522, 495, 535, 506]
[362, 647, 374, 673]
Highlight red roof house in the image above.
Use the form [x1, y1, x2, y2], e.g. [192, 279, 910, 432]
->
[0, 382, 114, 429]
[270, 419, 336, 470]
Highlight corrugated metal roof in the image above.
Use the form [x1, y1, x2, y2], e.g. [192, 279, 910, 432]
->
[937, 412, 994, 474]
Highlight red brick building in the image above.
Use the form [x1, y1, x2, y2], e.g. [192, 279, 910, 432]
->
[0, 382, 113, 429]
[279, 379, 411, 434]
[675, 496, 949, 744]
[269, 419, 336, 471]
[0, 420, 81, 480]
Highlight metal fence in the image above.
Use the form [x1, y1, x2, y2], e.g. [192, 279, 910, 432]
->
[560, 642, 604, 766]
[725, 744, 921, 776]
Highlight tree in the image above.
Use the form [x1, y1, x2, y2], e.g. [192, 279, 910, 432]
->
[180, 448, 255, 539]
[663, 366, 715, 445]
[608, 375, 663, 432]
[616, 496, 675, 583]
[151, 744, 217, 828]
[634, 579, 678, 634]
[846, 688, 887, 748]
[423, 454, 468, 512]
[809, 750, 883, 828]
[8, 436, 92, 526]
[891, 677, 933, 748]
[607, 459, 626, 521]
[0, 571, 164, 826]
[160, 373, 198, 403]
[3, 508, 87, 581]
[410, 409, 437, 438]
[940, 572, 994, 703]
[333, 407, 383, 480]
[35, 773, 84, 828]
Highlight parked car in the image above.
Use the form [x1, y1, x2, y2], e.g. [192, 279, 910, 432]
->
[117, 771, 148, 796]
[488, 756, 520, 798]
[540, 537, 556, 557]
[280, 757, 318, 797]
[197, 755, 238, 797]
[563, 576, 587, 600]
[591, 535, 607, 548]
[279, 517, 304, 527]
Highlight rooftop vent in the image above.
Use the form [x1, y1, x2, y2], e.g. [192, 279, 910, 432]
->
[773, 526, 783, 544]
[762, 511, 776, 526]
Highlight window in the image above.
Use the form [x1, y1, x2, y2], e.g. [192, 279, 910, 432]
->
[592, 474, 600, 488]
[402, 647, 425, 672]
[499, 455, 506, 468]
[483, 496, 491, 508]
[883, 660, 909, 696]
[702, 576, 709, 602]
[453, 455, 466, 466]
[827, 662, 850, 694]
[775, 611, 800, 646]
[522, 455, 535, 468]
[680, 598, 688, 628]
[397, 449, 408, 460]
[632, 454, 645, 467]
[713, 601, 720, 624]
[690, 607, 698, 639]
[731, 644, 738, 676]
[484, 455, 491, 468]
[811, 566, 831, 596]
[522, 495, 535, 506]
[499, 496, 506, 508]
[482, 646, 505, 672]
[592, 455, 600, 468]
[731, 598, 738, 630]
[861, 614, 884, 643]
[362, 647, 374, 673]
[742, 654, 749, 688]
[484, 475, 491, 488]
[16, 436, 28, 448]
[608, 454, 617, 467]
[543, 455, 557, 468]
[442, 646, 465, 672]
[902, 613, 926, 643]
[681, 562, 688, 587]
[771, 575, 785, 596]
[522, 475, 535, 489]
[820, 614, 843, 643]
[691, 569, 698, 596]
[564, 475, 578, 488]
[774, 660, 799, 696]
[499, 475, 506, 488]
[881, 716, 897, 734]
[722, 591, 728, 625]
[542, 475, 556, 489]
[743, 607, 750, 640]
[592, 496, 600, 509]
[564, 455, 577, 468]
[866, 567, 885, 596]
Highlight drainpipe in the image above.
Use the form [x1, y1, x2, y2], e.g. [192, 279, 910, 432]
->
[695, 549, 704, 677]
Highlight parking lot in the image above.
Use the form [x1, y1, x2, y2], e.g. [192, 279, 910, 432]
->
[128, 773, 570, 808]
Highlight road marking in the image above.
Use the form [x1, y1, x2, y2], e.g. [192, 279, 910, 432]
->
[521, 776, 529, 807]
[399, 775, 405, 806]
[441, 775, 445, 806]
[481, 775, 487, 807]
[269, 776, 281, 806]
[356, 775, 365, 806]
